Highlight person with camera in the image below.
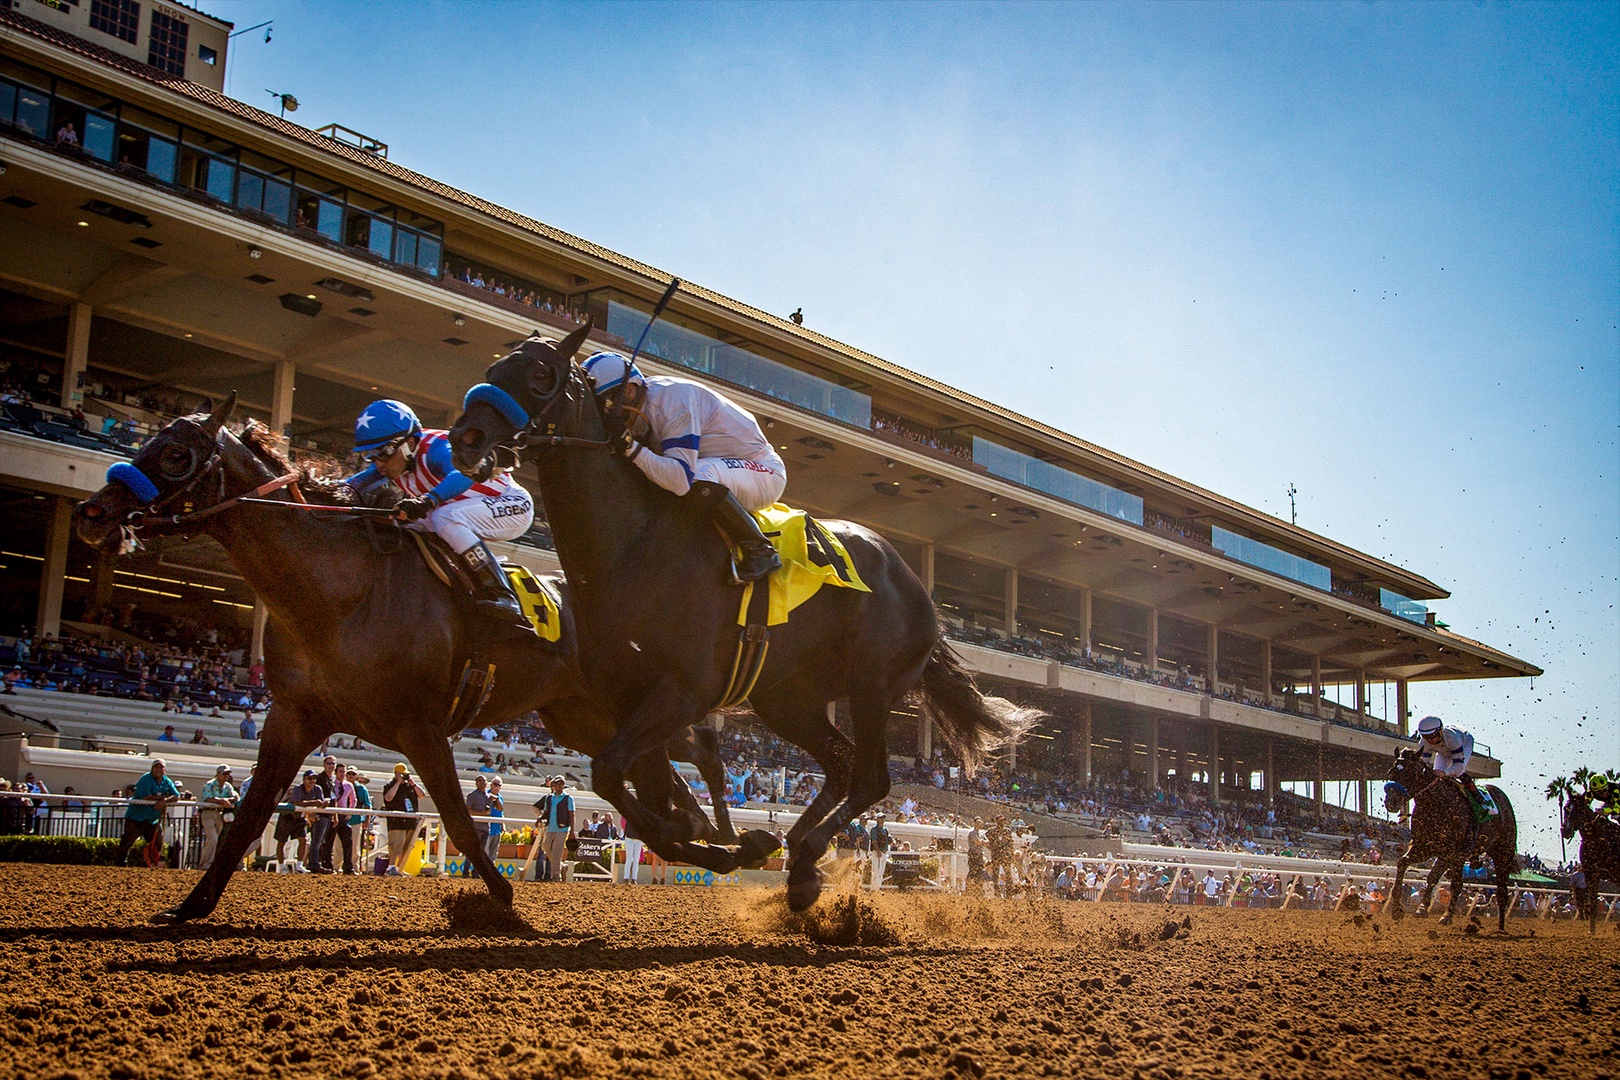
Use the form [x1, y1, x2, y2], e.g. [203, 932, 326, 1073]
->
[382, 764, 423, 876]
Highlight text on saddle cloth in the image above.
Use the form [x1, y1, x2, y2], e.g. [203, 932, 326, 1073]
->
[733, 504, 871, 628]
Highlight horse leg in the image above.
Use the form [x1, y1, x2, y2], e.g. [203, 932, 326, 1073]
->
[1389, 855, 1411, 921]
[1494, 852, 1511, 933]
[1417, 860, 1445, 917]
[751, 680, 857, 911]
[154, 702, 326, 924]
[627, 753, 717, 844]
[592, 676, 741, 874]
[1438, 861, 1464, 925]
[683, 725, 738, 844]
[398, 729, 512, 908]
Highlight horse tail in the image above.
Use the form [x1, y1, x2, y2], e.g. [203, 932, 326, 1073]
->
[1486, 785, 1520, 874]
[909, 637, 1041, 772]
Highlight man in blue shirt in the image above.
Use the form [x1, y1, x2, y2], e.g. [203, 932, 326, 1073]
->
[115, 759, 180, 867]
[532, 776, 574, 882]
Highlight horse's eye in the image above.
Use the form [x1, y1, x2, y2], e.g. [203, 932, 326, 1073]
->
[158, 445, 193, 481]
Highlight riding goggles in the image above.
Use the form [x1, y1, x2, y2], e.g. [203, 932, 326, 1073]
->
[365, 437, 408, 463]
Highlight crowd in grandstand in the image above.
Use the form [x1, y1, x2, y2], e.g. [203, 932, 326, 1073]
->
[869, 410, 974, 461]
[449, 263, 589, 325]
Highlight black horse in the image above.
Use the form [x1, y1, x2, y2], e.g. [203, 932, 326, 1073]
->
[1562, 797, 1619, 933]
[447, 324, 1036, 910]
[72, 397, 734, 922]
[1384, 748, 1518, 931]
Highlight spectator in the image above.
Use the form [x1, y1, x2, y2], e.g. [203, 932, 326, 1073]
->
[157, 724, 179, 743]
[239, 712, 257, 740]
[347, 768, 373, 870]
[868, 812, 893, 890]
[324, 761, 357, 874]
[190, 728, 211, 745]
[382, 764, 423, 876]
[483, 777, 505, 864]
[196, 765, 237, 870]
[533, 776, 574, 883]
[21, 773, 48, 835]
[273, 776, 308, 870]
[309, 756, 340, 873]
[619, 814, 644, 886]
[115, 760, 180, 867]
[462, 775, 492, 878]
[288, 770, 328, 874]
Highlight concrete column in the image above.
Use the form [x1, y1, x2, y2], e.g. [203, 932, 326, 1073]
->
[918, 715, 933, 761]
[91, 553, 116, 612]
[1208, 725, 1220, 804]
[1004, 568, 1019, 636]
[1355, 669, 1366, 714]
[1260, 640, 1273, 702]
[1396, 678, 1410, 737]
[34, 497, 73, 638]
[1078, 587, 1093, 652]
[919, 543, 935, 597]
[1311, 654, 1323, 700]
[250, 601, 269, 665]
[1006, 725, 1017, 772]
[1079, 701, 1092, 784]
[1147, 715, 1160, 789]
[1146, 607, 1160, 671]
[1315, 747, 1325, 817]
[1176, 731, 1187, 781]
[62, 303, 91, 407]
[271, 358, 296, 438]
[1264, 739, 1275, 809]
[1206, 623, 1220, 685]
[1357, 774, 1368, 816]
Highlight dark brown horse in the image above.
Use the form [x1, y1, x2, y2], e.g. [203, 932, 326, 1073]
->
[1562, 797, 1619, 933]
[1384, 748, 1518, 931]
[72, 398, 733, 922]
[446, 324, 1036, 910]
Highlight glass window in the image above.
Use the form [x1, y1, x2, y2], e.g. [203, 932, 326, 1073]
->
[144, 135, 177, 182]
[394, 230, 417, 267]
[15, 87, 50, 137]
[202, 156, 235, 202]
[83, 111, 116, 161]
[415, 235, 441, 275]
[0, 82, 15, 128]
[344, 209, 372, 249]
[198, 45, 218, 67]
[295, 190, 343, 241]
[147, 11, 190, 76]
[119, 106, 179, 140]
[88, 0, 140, 44]
[1211, 526, 1331, 592]
[367, 217, 393, 258]
[1380, 589, 1429, 624]
[971, 438, 1145, 524]
[261, 176, 292, 224]
[235, 168, 264, 213]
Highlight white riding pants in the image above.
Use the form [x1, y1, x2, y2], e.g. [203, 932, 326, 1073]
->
[693, 452, 787, 513]
[417, 478, 534, 554]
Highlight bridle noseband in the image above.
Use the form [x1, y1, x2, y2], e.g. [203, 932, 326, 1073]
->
[463, 356, 613, 453]
[104, 423, 300, 542]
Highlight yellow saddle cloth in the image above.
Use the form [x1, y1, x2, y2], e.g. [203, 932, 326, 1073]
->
[737, 504, 870, 627]
[503, 564, 564, 643]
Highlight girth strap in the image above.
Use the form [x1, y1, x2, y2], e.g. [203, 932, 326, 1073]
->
[712, 575, 772, 711]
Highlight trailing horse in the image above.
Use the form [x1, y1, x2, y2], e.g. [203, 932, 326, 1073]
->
[1384, 748, 1518, 931]
[1562, 797, 1619, 933]
[72, 397, 733, 922]
[448, 325, 1037, 910]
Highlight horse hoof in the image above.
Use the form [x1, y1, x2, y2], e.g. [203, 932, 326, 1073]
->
[1389, 906, 1405, 922]
[1438, 913, 1454, 926]
[150, 907, 191, 925]
[786, 870, 823, 912]
[736, 829, 779, 870]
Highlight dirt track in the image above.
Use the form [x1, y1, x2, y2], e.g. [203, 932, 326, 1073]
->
[1, 865, 1614, 1080]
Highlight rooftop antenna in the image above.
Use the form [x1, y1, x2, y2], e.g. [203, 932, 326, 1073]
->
[1286, 483, 1298, 525]
[266, 90, 299, 118]
[231, 20, 274, 43]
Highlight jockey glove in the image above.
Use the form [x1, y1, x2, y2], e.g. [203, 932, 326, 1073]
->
[614, 427, 641, 461]
[395, 496, 435, 521]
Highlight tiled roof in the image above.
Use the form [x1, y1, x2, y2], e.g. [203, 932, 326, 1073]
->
[0, 7, 1444, 598]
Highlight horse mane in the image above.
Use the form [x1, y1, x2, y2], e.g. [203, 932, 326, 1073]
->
[238, 421, 356, 507]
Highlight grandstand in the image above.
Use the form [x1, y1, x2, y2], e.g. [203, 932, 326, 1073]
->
[0, 3, 1540, 829]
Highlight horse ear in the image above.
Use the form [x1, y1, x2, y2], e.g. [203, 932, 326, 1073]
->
[204, 391, 238, 434]
[554, 319, 593, 362]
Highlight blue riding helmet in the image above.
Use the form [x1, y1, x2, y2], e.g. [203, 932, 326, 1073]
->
[581, 351, 646, 397]
[354, 399, 421, 456]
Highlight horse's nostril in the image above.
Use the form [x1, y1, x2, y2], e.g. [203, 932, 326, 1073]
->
[81, 504, 103, 520]
[460, 429, 482, 447]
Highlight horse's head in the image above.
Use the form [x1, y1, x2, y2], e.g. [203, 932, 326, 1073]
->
[450, 321, 596, 474]
[73, 392, 242, 555]
[1562, 796, 1591, 841]
[1383, 747, 1432, 813]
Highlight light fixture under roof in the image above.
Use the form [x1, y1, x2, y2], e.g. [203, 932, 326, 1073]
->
[316, 276, 375, 302]
[80, 199, 152, 228]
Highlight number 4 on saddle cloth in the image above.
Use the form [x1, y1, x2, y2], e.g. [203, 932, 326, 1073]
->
[714, 504, 870, 711]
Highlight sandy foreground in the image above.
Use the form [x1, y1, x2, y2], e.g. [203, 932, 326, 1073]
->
[0, 864, 1613, 1080]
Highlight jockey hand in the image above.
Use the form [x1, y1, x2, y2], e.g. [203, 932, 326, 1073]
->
[395, 495, 436, 521]
[613, 426, 641, 460]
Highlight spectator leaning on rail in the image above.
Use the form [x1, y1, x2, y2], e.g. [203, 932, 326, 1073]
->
[345, 398, 536, 634]
[196, 765, 238, 871]
[1414, 716, 1498, 825]
[579, 351, 785, 583]
[462, 775, 492, 878]
[115, 759, 180, 867]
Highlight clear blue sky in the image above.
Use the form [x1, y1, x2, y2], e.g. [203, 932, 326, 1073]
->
[214, 0, 1618, 859]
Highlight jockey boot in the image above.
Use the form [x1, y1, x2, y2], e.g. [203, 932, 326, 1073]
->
[459, 541, 532, 633]
[690, 481, 781, 584]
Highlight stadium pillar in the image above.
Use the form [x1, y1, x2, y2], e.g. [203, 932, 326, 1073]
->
[1311, 654, 1323, 700]
[1315, 747, 1325, 817]
[919, 543, 935, 597]
[1004, 568, 1018, 636]
[34, 496, 72, 639]
[271, 359, 296, 437]
[250, 602, 268, 665]
[1079, 701, 1092, 784]
[1207, 725, 1220, 804]
[1176, 731, 1187, 782]
[1355, 669, 1366, 714]
[1147, 607, 1159, 671]
[1206, 623, 1219, 685]
[1078, 587, 1092, 653]
[1260, 640, 1273, 704]
[62, 303, 91, 407]
[1396, 679, 1409, 737]
[918, 715, 932, 762]
[1264, 739, 1275, 809]
[1357, 771, 1368, 816]
[1147, 715, 1160, 788]
[90, 552, 115, 611]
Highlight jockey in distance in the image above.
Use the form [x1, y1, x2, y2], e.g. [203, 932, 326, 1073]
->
[1415, 714, 1498, 827]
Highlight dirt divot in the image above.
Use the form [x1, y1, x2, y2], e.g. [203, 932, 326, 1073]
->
[439, 888, 531, 933]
